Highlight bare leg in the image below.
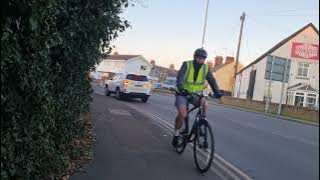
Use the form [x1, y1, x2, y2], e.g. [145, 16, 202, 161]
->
[201, 98, 208, 117]
[172, 105, 188, 147]
[175, 105, 187, 130]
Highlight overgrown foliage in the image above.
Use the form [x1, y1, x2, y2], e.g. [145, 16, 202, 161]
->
[1, 0, 130, 179]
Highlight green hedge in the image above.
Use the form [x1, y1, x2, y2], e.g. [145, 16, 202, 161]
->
[1, 0, 130, 179]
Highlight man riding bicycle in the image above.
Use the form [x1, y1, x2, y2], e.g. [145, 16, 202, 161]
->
[172, 48, 223, 148]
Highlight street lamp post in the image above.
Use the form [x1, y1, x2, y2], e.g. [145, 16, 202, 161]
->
[201, 0, 210, 48]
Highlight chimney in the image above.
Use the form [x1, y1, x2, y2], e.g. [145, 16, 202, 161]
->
[169, 64, 175, 70]
[225, 56, 234, 64]
[214, 56, 223, 67]
[150, 60, 156, 66]
[112, 51, 119, 55]
[207, 60, 214, 70]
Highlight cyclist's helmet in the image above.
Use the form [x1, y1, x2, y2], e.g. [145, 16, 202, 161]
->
[194, 48, 208, 59]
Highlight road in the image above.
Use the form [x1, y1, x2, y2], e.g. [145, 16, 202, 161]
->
[93, 84, 319, 180]
[72, 93, 223, 180]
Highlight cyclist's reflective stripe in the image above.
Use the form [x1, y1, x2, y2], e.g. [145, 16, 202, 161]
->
[185, 81, 204, 85]
[203, 64, 208, 80]
[183, 61, 191, 82]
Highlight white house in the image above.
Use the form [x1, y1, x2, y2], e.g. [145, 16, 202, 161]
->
[234, 23, 319, 109]
[95, 54, 152, 76]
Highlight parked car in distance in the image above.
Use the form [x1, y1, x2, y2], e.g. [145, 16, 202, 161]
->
[161, 79, 176, 91]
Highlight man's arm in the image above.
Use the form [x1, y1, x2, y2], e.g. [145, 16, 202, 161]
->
[176, 62, 187, 91]
[206, 71, 220, 94]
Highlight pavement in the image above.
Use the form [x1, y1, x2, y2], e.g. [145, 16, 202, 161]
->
[71, 93, 223, 180]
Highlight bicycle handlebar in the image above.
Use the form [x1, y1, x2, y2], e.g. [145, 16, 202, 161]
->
[183, 91, 224, 99]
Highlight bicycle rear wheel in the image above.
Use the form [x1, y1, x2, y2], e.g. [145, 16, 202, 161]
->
[193, 121, 214, 173]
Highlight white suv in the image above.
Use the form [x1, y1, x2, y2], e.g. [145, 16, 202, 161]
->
[105, 73, 152, 102]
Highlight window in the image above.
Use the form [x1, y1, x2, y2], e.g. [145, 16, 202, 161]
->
[307, 94, 316, 97]
[306, 94, 317, 108]
[126, 74, 148, 81]
[294, 96, 304, 107]
[140, 66, 147, 70]
[263, 96, 272, 102]
[111, 74, 118, 80]
[117, 73, 123, 79]
[296, 92, 304, 96]
[294, 92, 305, 106]
[164, 79, 176, 85]
[112, 73, 123, 80]
[297, 63, 309, 78]
[306, 97, 316, 108]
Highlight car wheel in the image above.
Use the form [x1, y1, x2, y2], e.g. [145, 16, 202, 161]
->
[141, 96, 149, 103]
[115, 88, 123, 100]
[105, 85, 111, 96]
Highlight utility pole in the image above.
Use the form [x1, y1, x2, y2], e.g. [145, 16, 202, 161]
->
[201, 0, 210, 47]
[232, 12, 245, 97]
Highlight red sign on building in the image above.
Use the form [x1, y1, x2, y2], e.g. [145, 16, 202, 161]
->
[291, 42, 319, 60]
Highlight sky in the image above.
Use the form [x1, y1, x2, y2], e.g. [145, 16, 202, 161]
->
[111, 0, 319, 69]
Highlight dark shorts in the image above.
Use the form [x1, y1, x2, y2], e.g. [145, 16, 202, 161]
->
[175, 94, 202, 107]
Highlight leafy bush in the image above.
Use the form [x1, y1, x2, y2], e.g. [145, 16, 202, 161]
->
[1, 0, 130, 179]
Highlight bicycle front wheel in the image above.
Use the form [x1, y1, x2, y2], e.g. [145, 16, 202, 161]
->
[193, 122, 215, 173]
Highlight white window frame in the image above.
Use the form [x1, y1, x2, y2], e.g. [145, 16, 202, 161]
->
[306, 93, 318, 108]
[297, 63, 310, 78]
[288, 90, 319, 108]
[294, 92, 305, 107]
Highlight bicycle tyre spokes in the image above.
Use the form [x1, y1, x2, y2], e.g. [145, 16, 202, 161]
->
[193, 122, 215, 173]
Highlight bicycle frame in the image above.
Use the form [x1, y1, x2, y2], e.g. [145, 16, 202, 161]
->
[183, 95, 208, 143]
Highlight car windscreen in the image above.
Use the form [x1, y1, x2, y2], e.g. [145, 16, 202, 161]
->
[164, 80, 176, 85]
[126, 74, 148, 81]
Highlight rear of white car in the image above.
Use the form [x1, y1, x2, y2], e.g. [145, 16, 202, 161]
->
[121, 74, 151, 100]
[106, 73, 151, 102]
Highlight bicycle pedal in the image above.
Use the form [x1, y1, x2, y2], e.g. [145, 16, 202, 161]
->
[182, 134, 190, 141]
[203, 142, 208, 149]
[181, 129, 188, 135]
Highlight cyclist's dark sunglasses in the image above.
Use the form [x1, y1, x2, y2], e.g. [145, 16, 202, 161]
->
[196, 55, 207, 59]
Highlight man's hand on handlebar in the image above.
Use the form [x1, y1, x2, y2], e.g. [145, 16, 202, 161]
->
[177, 88, 224, 99]
[179, 89, 190, 96]
[209, 90, 224, 99]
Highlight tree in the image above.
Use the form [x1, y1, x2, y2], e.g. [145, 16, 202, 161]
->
[1, 0, 131, 179]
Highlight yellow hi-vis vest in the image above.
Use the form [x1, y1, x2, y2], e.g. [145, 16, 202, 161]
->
[177, 60, 208, 93]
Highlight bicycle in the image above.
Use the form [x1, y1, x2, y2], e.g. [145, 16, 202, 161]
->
[174, 92, 220, 173]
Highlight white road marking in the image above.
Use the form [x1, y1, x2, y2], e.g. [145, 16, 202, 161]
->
[123, 102, 253, 180]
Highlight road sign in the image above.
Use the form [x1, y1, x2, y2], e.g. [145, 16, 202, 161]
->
[264, 55, 291, 82]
